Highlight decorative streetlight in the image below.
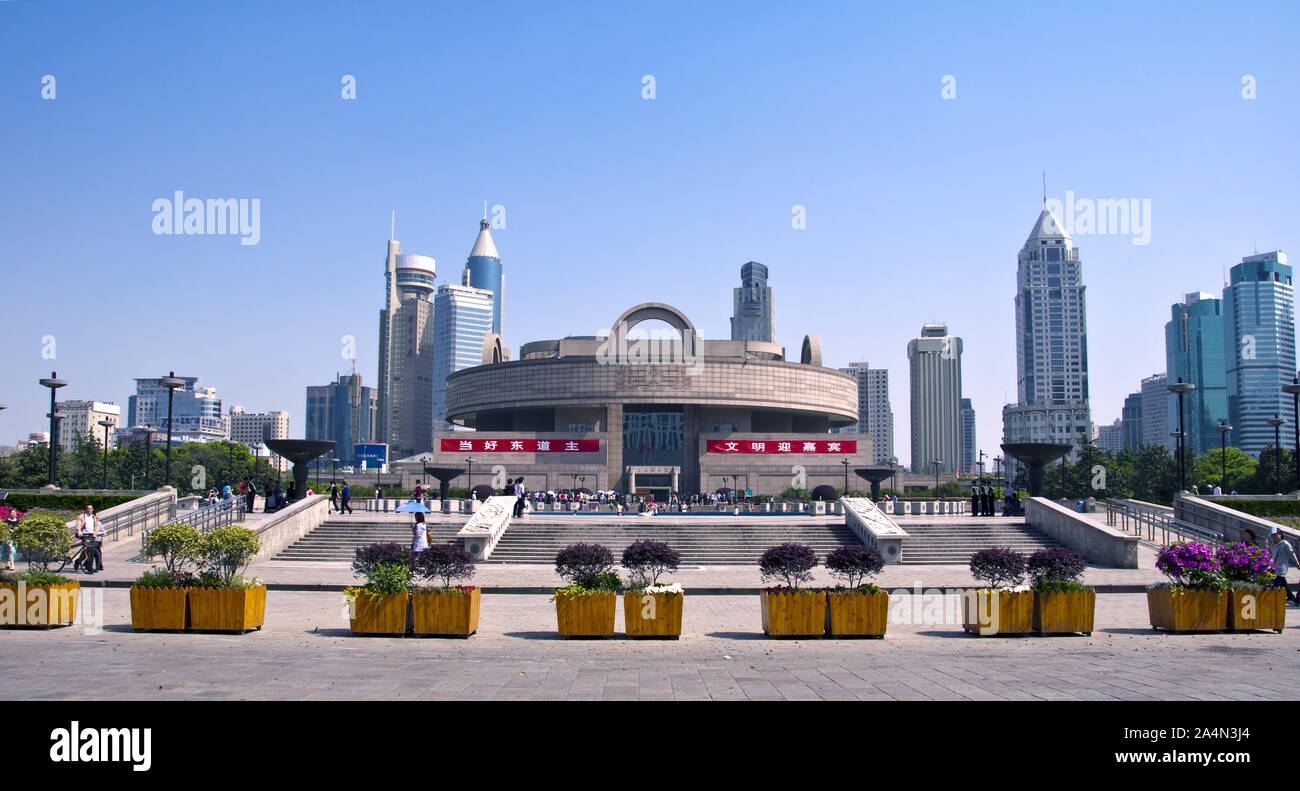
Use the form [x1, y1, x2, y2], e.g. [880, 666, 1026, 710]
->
[841, 458, 850, 495]
[39, 371, 67, 487]
[159, 372, 186, 487]
[465, 457, 475, 497]
[1167, 377, 1196, 493]
[1268, 414, 1287, 494]
[889, 457, 897, 495]
[141, 425, 155, 487]
[98, 419, 113, 489]
[993, 455, 1004, 487]
[1283, 377, 1300, 490]
[932, 459, 941, 494]
[1215, 421, 1233, 493]
[977, 450, 987, 482]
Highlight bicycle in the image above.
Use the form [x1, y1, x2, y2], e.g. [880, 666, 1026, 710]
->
[55, 539, 95, 574]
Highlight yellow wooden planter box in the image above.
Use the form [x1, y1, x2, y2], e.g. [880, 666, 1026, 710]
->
[761, 590, 826, 637]
[1032, 589, 1095, 635]
[130, 586, 189, 631]
[1227, 588, 1285, 633]
[962, 589, 1033, 635]
[826, 590, 889, 638]
[349, 592, 410, 635]
[555, 591, 616, 637]
[0, 581, 79, 627]
[623, 591, 684, 638]
[188, 586, 266, 633]
[1147, 587, 1227, 632]
[413, 588, 481, 637]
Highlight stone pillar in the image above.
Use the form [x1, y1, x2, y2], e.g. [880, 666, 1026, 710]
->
[606, 404, 624, 492]
[681, 404, 700, 496]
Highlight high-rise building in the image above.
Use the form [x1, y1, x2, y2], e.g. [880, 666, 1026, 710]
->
[730, 262, 776, 343]
[377, 237, 437, 459]
[433, 284, 495, 433]
[908, 324, 963, 473]
[1140, 373, 1173, 451]
[960, 398, 976, 474]
[1164, 291, 1228, 455]
[465, 215, 503, 337]
[57, 401, 121, 452]
[1001, 204, 1091, 457]
[127, 376, 227, 444]
[228, 407, 290, 471]
[305, 373, 377, 467]
[1223, 251, 1296, 456]
[837, 361, 894, 465]
[1122, 391, 1143, 452]
[1096, 419, 1125, 454]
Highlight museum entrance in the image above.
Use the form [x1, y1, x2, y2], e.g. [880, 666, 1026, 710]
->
[628, 467, 680, 501]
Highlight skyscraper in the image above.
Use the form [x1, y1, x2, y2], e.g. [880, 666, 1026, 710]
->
[730, 262, 776, 343]
[908, 324, 963, 473]
[1140, 373, 1172, 451]
[1164, 291, 1227, 455]
[838, 361, 894, 465]
[57, 401, 120, 452]
[465, 215, 503, 337]
[433, 284, 495, 433]
[1096, 419, 1125, 454]
[1122, 391, 1143, 452]
[960, 398, 976, 474]
[306, 372, 377, 466]
[1223, 251, 1296, 456]
[377, 237, 437, 459]
[127, 376, 227, 443]
[1002, 203, 1091, 456]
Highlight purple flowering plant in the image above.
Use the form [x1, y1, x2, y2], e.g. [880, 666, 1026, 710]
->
[1154, 542, 1226, 591]
[1215, 542, 1276, 587]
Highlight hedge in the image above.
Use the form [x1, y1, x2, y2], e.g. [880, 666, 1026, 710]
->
[1, 493, 140, 513]
[1211, 498, 1300, 518]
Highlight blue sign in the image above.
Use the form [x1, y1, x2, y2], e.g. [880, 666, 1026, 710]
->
[355, 443, 387, 469]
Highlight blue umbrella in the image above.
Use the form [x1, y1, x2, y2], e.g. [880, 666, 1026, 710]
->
[395, 501, 432, 513]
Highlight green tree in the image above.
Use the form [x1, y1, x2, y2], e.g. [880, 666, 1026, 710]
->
[1252, 444, 1295, 494]
[1131, 445, 1176, 504]
[1192, 447, 1257, 493]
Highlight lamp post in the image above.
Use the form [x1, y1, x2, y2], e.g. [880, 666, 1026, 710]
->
[932, 459, 941, 495]
[993, 455, 1003, 487]
[1215, 421, 1233, 493]
[889, 457, 897, 495]
[141, 425, 154, 487]
[977, 450, 987, 482]
[1167, 377, 1196, 493]
[841, 458, 850, 495]
[159, 372, 185, 487]
[39, 371, 67, 487]
[465, 457, 475, 498]
[1283, 377, 1300, 490]
[1268, 415, 1286, 494]
[98, 419, 113, 489]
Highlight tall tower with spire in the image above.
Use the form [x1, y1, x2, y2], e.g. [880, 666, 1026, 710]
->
[465, 209, 503, 336]
[376, 223, 438, 459]
[1002, 201, 1092, 458]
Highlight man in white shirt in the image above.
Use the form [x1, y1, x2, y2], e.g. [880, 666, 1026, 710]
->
[75, 504, 106, 573]
[512, 478, 526, 518]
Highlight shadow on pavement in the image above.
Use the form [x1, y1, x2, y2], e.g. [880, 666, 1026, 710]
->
[703, 631, 769, 640]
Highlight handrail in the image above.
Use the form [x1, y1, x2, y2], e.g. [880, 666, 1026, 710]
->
[1102, 498, 1222, 546]
[141, 497, 245, 551]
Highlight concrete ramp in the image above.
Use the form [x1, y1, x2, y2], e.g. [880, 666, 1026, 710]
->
[457, 495, 515, 559]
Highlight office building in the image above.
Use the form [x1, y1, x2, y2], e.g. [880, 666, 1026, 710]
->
[465, 214, 504, 337]
[305, 373, 377, 466]
[730, 262, 776, 344]
[377, 236, 437, 459]
[1140, 373, 1173, 451]
[908, 324, 963, 473]
[229, 407, 290, 471]
[127, 376, 228, 444]
[433, 284, 496, 433]
[837, 361, 894, 465]
[57, 401, 121, 452]
[1223, 251, 1296, 456]
[1122, 391, 1143, 452]
[960, 398, 976, 474]
[1164, 292, 1228, 455]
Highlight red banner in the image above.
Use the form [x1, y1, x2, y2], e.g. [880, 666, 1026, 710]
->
[706, 440, 857, 454]
[440, 438, 600, 453]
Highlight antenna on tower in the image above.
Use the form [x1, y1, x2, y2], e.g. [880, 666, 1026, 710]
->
[483, 199, 487, 221]
[391, 210, 395, 241]
[1042, 171, 1047, 205]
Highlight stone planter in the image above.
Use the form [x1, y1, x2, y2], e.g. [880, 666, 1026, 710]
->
[623, 590, 683, 638]
[129, 586, 189, 631]
[761, 590, 826, 637]
[412, 588, 481, 637]
[826, 590, 889, 638]
[1147, 587, 1227, 632]
[188, 585, 266, 633]
[348, 591, 410, 635]
[1227, 588, 1285, 633]
[1032, 589, 1095, 635]
[962, 589, 1033, 636]
[555, 591, 616, 637]
[0, 580, 79, 628]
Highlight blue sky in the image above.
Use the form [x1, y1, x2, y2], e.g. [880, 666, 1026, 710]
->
[2, 0, 1298, 469]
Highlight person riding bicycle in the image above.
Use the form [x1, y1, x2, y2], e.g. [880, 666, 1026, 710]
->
[75, 504, 106, 574]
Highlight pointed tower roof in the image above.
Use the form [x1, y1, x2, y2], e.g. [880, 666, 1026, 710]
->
[469, 218, 499, 259]
[1026, 205, 1070, 244]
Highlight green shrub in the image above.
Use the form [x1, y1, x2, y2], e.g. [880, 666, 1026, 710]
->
[198, 526, 261, 579]
[193, 570, 261, 589]
[1214, 499, 1300, 519]
[133, 567, 194, 589]
[12, 512, 73, 571]
[142, 523, 202, 574]
[3, 493, 137, 512]
[11, 569, 72, 586]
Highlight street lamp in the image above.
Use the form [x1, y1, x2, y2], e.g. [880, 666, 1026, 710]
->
[159, 372, 186, 487]
[98, 419, 113, 489]
[39, 371, 67, 486]
[1215, 421, 1233, 493]
[993, 455, 1003, 487]
[141, 425, 155, 487]
[932, 459, 941, 494]
[465, 457, 475, 498]
[841, 458, 850, 495]
[1167, 377, 1196, 493]
[1268, 415, 1287, 494]
[977, 450, 987, 482]
[889, 457, 897, 494]
[1282, 377, 1300, 490]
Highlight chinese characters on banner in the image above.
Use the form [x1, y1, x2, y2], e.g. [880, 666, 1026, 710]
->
[705, 440, 858, 454]
[440, 438, 600, 453]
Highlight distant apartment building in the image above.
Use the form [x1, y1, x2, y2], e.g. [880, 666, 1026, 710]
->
[56, 401, 121, 452]
[229, 407, 290, 471]
[837, 361, 894, 465]
[960, 398, 976, 474]
[908, 324, 963, 473]
[127, 376, 228, 444]
[1140, 373, 1173, 451]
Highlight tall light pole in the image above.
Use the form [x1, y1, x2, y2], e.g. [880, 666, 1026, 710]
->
[141, 425, 155, 487]
[39, 372, 67, 487]
[1283, 377, 1300, 490]
[977, 450, 987, 482]
[159, 372, 185, 487]
[993, 455, 1003, 487]
[98, 419, 113, 489]
[1215, 421, 1233, 493]
[1167, 377, 1196, 492]
[465, 457, 475, 498]
[932, 459, 941, 494]
[841, 458, 850, 495]
[889, 457, 897, 494]
[1268, 414, 1286, 494]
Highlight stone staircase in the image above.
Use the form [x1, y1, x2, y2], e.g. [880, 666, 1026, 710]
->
[274, 518, 462, 562]
[484, 521, 864, 565]
[898, 519, 1062, 564]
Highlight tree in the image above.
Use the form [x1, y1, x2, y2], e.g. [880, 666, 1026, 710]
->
[1131, 445, 1176, 504]
[1252, 444, 1295, 494]
[1192, 447, 1257, 494]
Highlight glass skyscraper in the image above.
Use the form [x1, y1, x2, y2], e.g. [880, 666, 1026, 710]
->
[1224, 251, 1295, 456]
[465, 217, 503, 337]
[305, 373, 377, 466]
[730, 262, 775, 343]
[433, 284, 495, 433]
[377, 240, 437, 459]
[1164, 292, 1227, 456]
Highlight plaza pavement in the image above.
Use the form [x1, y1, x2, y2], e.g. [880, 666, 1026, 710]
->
[3, 590, 1299, 701]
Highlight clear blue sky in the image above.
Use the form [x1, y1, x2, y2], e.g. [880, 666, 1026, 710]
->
[2, 0, 1298, 469]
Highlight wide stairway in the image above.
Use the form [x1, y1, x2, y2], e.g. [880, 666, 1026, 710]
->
[274, 518, 462, 562]
[898, 519, 1062, 564]
[486, 521, 865, 565]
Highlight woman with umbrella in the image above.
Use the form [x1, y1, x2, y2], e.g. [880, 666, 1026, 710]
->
[396, 500, 432, 555]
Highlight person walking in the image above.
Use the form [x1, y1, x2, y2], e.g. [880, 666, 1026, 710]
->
[340, 482, 353, 515]
[246, 479, 257, 513]
[414, 480, 424, 504]
[75, 504, 106, 574]
[1269, 528, 1299, 604]
[513, 477, 526, 518]
[328, 482, 339, 513]
[411, 512, 428, 556]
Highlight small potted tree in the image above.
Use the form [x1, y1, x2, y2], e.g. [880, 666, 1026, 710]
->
[963, 547, 1032, 636]
[825, 545, 889, 637]
[1147, 542, 1227, 632]
[759, 543, 824, 637]
[132, 522, 201, 631]
[1217, 542, 1283, 633]
[412, 543, 480, 637]
[1028, 547, 1094, 635]
[1, 512, 78, 628]
[553, 543, 620, 637]
[621, 540, 683, 638]
[346, 543, 414, 635]
[189, 525, 265, 633]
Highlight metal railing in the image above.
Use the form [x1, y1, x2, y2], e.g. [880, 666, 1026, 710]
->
[140, 497, 245, 551]
[1103, 498, 1223, 546]
[100, 493, 175, 542]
